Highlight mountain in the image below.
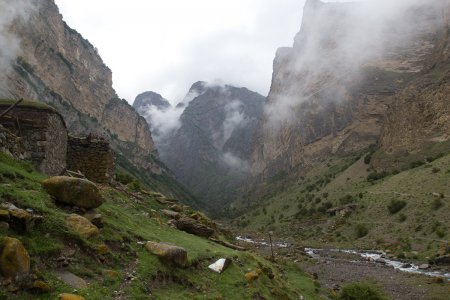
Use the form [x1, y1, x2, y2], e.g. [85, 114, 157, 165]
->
[0, 0, 193, 201]
[133, 91, 171, 113]
[251, 0, 449, 179]
[136, 82, 266, 213]
[231, 0, 450, 267]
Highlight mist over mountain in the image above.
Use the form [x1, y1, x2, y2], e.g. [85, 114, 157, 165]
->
[134, 82, 265, 212]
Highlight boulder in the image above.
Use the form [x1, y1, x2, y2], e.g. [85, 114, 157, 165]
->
[0, 209, 9, 221]
[434, 255, 450, 265]
[145, 241, 188, 267]
[245, 269, 261, 282]
[66, 214, 99, 238]
[42, 176, 104, 209]
[0, 203, 43, 232]
[83, 212, 104, 228]
[0, 237, 30, 279]
[161, 209, 180, 220]
[32, 280, 51, 293]
[56, 271, 88, 289]
[418, 264, 429, 270]
[208, 258, 231, 274]
[175, 217, 214, 238]
[58, 293, 86, 300]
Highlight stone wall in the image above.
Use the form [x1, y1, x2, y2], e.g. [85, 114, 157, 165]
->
[67, 136, 115, 184]
[0, 125, 28, 160]
[0, 102, 67, 175]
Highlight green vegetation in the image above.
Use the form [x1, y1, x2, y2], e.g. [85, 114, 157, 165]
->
[387, 199, 407, 214]
[0, 153, 319, 299]
[336, 282, 389, 300]
[0, 99, 57, 112]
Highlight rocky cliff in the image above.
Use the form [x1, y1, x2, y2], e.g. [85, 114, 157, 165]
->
[136, 82, 265, 212]
[251, 0, 449, 179]
[1, 0, 160, 174]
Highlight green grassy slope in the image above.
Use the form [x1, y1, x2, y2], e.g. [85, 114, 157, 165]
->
[0, 154, 319, 299]
[234, 146, 450, 261]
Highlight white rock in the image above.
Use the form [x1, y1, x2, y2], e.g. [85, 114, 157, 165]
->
[208, 258, 231, 274]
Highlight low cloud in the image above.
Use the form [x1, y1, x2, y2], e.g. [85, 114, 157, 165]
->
[221, 152, 250, 173]
[0, 0, 38, 97]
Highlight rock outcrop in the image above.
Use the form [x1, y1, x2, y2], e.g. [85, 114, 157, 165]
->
[175, 216, 214, 238]
[145, 241, 188, 267]
[65, 214, 99, 238]
[251, 0, 449, 179]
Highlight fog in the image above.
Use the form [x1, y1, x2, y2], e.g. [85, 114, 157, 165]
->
[264, 0, 444, 126]
[0, 0, 38, 97]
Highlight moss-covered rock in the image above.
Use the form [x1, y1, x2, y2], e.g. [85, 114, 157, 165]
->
[145, 241, 188, 267]
[58, 293, 86, 300]
[66, 214, 99, 238]
[42, 176, 104, 209]
[0, 237, 30, 279]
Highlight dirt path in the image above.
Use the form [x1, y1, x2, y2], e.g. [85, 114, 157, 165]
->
[114, 257, 139, 300]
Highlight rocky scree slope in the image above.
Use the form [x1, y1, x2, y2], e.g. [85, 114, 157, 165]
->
[135, 82, 266, 214]
[1, 0, 191, 200]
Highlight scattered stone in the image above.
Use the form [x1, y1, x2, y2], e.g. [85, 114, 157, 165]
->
[56, 271, 87, 289]
[245, 269, 261, 282]
[83, 212, 103, 228]
[0, 221, 9, 230]
[0, 237, 30, 279]
[103, 270, 120, 279]
[145, 241, 188, 267]
[32, 280, 51, 293]
[170, 204, 184, 212]
[58, 293, 86, 300]
[161, 209, 181, 220]
[175, 216, 214, 238]
[0, 203, 43, 232]
[0, 209, 10, 221]
[434, 255, 450, 265]
[66, 214, 99, 238]
[97, 244, 109, 255]
[401, 263, 412, 269]
[167, 219, 177, 228]
[208, 258, 231, 274]
[418, 264, 429, 270]
[42, 176, 104, 209]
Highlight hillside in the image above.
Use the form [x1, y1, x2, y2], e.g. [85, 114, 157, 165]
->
[0, 153, 319, 299]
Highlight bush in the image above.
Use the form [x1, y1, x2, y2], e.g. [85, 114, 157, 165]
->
[355, 224, 369, 238]
[116, 171, 134, 185]
[409, 160, 425, 169]
[387, 199, 407, 214]
[432, 198, 443, 210]
[367, 171, 389, 182]
[337, 282, 388, 300]
[398, 214, 407, 222]
[431, 167, 441, 174]
[340, 194, 355, 205]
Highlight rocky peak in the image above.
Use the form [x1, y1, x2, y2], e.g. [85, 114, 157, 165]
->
[133, 91, 171, 112]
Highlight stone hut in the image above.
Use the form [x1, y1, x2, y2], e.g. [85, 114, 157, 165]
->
[67, 135, 115, 184]
[0, 100, 67, 175]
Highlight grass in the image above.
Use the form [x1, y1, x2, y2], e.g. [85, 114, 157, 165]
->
[0, 99, 57, 112]
[0, 153, 320, 299]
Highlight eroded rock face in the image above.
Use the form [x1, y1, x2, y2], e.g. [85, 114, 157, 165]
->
[0, 237, 30, 279]
[42, 176, 104, 209]
[3, 0, 159, 175]
[65, 214, 99, 238]
[251, 0, 447, 178]
[145, 241, 188, 267]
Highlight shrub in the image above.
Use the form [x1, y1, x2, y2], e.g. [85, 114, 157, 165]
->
[367, 171, 389, 182]
[337, 282, 388, 300]
[364, 154, 372, 165]
[116, 171, 134, 185]
[409, 160, 425, 169]
[398, 214, 407, 222]
[432, 198, 443, 210]
[432, 167, 441, 174]
[340, 194, 355, 205]
[355, 224, 369, 238]
[387, 199, 407, 214]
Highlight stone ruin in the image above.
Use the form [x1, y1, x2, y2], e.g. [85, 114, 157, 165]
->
[0, 100, 67, 176]
[0, 100, 115, 183]
[67, 135, 115, 184]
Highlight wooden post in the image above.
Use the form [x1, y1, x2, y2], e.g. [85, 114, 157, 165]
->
[0, 98, 24, 119]
[269, 231, 275, 261]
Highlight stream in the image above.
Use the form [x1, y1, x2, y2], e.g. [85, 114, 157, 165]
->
[235, 236, 450, 281]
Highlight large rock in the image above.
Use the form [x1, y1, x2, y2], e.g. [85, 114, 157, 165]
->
[434, 255, 450, 265]
[0, 237, 30, 279]
[42, 176, 104, 209]
[56, 271, 87, 289]
[145, 241, 188, 267]
[66, 214, 99, 238]
[175, 217, 214, 238]
[58, 294, 86, 300]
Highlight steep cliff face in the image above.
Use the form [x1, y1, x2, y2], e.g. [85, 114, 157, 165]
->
[146, 82, 265, 211]
[252, 0, 446, 178]
[2, 0, 158, 174]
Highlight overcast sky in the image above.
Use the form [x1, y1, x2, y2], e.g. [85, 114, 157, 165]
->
[54, 0, 354, 104]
